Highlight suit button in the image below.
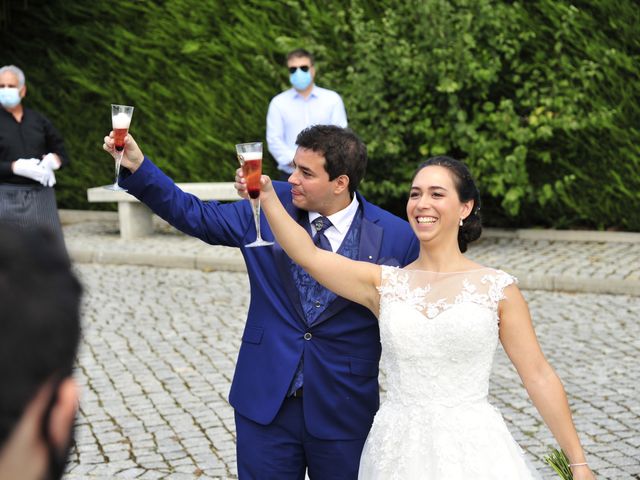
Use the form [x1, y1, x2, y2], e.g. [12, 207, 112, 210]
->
[314, 301, 321, 308]
[304, 332, 312, 340]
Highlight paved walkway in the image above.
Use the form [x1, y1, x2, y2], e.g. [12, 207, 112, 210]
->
[58, 212, 640, 479]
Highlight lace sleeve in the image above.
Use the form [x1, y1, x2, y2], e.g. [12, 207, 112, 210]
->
[377, 265, 400, 299]
[486, 270, 518, 304]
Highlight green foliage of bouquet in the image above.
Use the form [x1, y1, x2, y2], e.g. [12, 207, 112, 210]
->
[544, 448, 573, 480]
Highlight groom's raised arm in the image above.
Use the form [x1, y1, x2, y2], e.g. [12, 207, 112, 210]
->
[102, 132, 253, 247]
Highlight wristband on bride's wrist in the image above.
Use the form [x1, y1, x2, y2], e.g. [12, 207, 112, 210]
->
[569, 462, 589, 467]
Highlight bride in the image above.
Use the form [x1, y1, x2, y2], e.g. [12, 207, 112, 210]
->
[255, 155, 595, 480]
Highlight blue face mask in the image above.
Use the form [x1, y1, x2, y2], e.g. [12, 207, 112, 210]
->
[0, 88, 21, 108]
[290, 69, 313, 91]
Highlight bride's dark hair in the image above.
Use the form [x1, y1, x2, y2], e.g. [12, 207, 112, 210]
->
[411, 156, 482, 253]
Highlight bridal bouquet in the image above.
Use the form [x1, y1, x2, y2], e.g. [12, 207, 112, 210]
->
[543, 448, 573, 479]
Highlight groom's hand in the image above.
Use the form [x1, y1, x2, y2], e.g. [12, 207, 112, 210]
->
[103, 132, 145, 173]
[234, 167, 249, 200]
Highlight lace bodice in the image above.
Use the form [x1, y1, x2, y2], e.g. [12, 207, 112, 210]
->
[377, 266, 516, 407]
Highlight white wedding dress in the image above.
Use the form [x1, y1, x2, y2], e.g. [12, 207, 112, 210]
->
[358, 266, 543, 479]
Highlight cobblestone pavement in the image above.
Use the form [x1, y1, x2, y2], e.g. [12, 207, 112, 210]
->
[468, 236, 640, 295]
[64, 264, 640, 480]
[471, 236, 640, 281]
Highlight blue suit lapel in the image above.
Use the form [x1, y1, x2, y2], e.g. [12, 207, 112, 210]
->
[272, 202, 309, 325]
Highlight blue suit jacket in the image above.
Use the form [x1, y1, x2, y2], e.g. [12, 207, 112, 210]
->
[122, 158, 420, 440]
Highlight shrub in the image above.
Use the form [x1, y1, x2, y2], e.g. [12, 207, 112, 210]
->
[2, 0, 638, 230]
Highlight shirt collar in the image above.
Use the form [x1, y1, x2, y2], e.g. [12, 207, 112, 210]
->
[308, 194, 360, 235]
[291, 84, 318, 100]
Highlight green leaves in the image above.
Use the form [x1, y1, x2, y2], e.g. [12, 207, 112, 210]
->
[543, 448, 573, 480]
[2, 0, 638, 230]
[342, 0, 639, 230]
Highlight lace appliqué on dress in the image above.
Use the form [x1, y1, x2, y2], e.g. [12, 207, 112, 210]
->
[378, 267, 430, 314]
[378, 266, 516, 320]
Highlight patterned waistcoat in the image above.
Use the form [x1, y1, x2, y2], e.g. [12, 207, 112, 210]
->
[291, 208, 363, 325]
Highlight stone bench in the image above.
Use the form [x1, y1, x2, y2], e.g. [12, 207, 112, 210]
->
[87, 183, 238, 239]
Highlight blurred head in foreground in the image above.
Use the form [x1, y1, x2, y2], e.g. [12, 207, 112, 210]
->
[0, 223, 82, 480]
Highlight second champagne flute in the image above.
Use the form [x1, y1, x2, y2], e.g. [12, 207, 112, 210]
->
[104, 103, 134, 191]
[236, 142, 274, 248]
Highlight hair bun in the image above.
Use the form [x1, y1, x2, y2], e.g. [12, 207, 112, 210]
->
[458, 212, 482, 253]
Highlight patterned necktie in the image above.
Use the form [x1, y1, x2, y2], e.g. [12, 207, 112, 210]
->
[312, 216, 333, 251]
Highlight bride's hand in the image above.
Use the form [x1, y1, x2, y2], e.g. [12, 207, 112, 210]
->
[571, 465, 596, 480]
[259, 175, 275, 200]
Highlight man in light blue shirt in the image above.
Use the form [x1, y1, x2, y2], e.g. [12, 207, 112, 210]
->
[266, 49, 348, 179]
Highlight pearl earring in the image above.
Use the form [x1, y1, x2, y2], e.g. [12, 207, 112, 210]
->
[459, 218, 463, 227]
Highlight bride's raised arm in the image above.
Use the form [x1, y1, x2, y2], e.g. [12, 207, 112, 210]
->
[258, 175, 381, 315]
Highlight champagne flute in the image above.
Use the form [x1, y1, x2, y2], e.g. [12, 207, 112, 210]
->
[236, 142, 274, 248]
[104, 104, 134, 191]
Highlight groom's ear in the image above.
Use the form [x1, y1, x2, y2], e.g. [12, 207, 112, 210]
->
[333, 174, 350, 195]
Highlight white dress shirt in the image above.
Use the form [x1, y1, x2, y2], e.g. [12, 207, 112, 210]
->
[266, 85, 348, 174]
[308, 194, 360, 252]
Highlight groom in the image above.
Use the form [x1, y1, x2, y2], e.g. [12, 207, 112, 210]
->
[103, 125, 419, 479]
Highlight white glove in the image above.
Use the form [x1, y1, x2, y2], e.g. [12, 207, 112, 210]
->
[40, 152, 61, 171]
[39, 154, 58, 187]
[12, 158, 55, 187]
[45, 169, 56, 187]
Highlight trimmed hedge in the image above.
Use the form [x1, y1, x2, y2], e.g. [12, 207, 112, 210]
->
[2, 0, 638, 230]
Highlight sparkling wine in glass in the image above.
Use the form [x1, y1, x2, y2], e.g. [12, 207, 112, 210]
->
[236, 142, 274, 248]
[104, 104, 134, 191]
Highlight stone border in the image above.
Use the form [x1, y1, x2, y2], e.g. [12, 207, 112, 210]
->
[509, 271, 638, 296]
[483, 227, 640, 243]
[70, 246, 247, 272]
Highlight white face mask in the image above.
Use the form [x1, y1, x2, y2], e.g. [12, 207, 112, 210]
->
[0, 88, 21, 108]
